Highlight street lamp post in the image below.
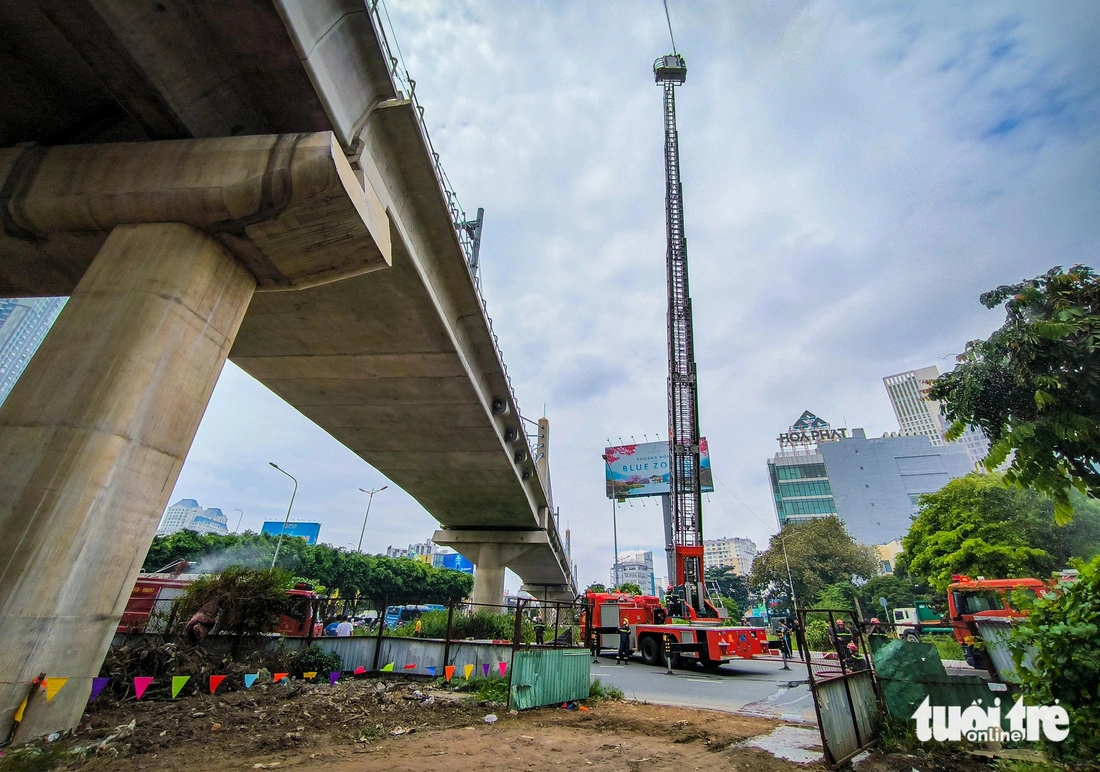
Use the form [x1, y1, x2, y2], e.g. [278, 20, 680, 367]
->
[356, 485, 388, 553]
[269, 462, 298, 569]
[233, 508, 244, 533]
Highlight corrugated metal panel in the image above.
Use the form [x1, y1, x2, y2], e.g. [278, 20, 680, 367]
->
[510, 648, 590, 710]
[815, 672, 878, 765]
[974, 618, 1033, 684]
[297, 637, 378, 671]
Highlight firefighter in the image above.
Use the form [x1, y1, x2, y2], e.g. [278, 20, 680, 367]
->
[534, 616, 546, 645]
[616, 619, 631, 664]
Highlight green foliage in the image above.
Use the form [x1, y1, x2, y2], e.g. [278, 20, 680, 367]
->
[750, 516, 879, 604]
[588, 678, 624, 701]
[586, 583, 606, 593]
[705, 566, 750, 607]
[447, 676, 510, 703]
[816, 581, 856, 610]
[901, 473, 1100, 592]
[385, 609, 534, 643]
[1010, 555, 1100, 764]
[142, 531, 473, 608]
[929, 266, 1100, 524]
[614, 582, 642, 595]
[803, 619, 831, 651]
[289, 644, 342, 677]
[719, 596, 740, 620]
[176, 566, 291, 635]
[856, 574, 926, 615]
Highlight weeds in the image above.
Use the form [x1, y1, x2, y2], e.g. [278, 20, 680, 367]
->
[588, 678, 623, 701]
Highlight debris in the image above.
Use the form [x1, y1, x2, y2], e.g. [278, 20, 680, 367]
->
[211, 723, 222, 731]
[484, 714, 498, 724]
[46, 732, 60, 742]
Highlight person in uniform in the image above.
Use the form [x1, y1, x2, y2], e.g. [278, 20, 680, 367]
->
[616, 619, 631, 665]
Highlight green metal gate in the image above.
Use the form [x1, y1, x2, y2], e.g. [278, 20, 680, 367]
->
[508, 648, 591, 710]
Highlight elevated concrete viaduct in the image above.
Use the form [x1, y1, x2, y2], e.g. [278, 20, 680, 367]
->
[0, 0, 575, 741]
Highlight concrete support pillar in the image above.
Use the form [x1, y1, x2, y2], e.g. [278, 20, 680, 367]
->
[470, 543, 506, 608]
[0, 223, 255, 741]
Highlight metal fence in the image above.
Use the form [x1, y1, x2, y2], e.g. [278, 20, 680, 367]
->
[796, 609, 882, 767]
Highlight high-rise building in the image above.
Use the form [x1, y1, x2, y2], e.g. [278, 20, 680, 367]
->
[385, 540, 438, 560]
[883, 366, 990, 467]
[156, 499, 229, 537]
[703, 537, 758, 576]
[767, 413, 973, 544]
[0, 297, 66, 405]
[612, 550, 655, 595]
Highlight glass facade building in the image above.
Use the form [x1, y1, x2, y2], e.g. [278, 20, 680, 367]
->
[0, 297, 66, 405]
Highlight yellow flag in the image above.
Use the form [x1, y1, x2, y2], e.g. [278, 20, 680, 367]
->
[463, 664, 474, 680]
[44, 677, 69, 702]
[13, 696, 28, 722]
[303, 671, 317, 680]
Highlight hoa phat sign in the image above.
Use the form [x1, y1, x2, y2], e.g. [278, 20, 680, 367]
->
[777, 410, 847, 446]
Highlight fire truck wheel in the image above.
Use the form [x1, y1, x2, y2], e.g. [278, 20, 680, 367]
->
[639, 636, 662, 666]
[904, 632, 921, 643]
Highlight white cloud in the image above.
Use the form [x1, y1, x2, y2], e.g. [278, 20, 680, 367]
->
[169, 1, 1100, 590]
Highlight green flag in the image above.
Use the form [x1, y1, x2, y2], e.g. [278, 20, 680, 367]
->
[380, 662, 394, 672]
[171, 675, 190, 698]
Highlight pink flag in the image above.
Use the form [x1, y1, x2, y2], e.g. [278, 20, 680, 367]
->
[353, 666, 366, 676]
[134, 677, 154, 700]
[499, 662, 508, 676]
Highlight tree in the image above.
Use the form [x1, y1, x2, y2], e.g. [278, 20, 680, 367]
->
[614, 582, 642, 595]
[719, 596, 740, 620]
[749, 517, 879, 606]
[856, 574, 925, 616]
[586, 583, 606, 593]
[705, 566, 750, 608]
[901, 473, 1100, 593]
[928, 266, 1100, 523]
[1009, 554, 1100, 765]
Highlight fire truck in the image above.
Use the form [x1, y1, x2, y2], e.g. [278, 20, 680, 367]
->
[945, 574, 1047, 670]
[582, 590, 770, 668]
[118, 562, 323, 637]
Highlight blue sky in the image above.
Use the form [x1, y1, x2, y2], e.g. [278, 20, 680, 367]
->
[168, 1, 1100, 590]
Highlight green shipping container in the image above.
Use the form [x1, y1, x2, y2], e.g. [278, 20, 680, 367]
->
[509, 648, 591, 710]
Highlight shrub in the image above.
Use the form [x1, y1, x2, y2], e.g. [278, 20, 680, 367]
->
[290, 644, 341, 677]
[1010, 555, 1100, 765]
[588, 678, 624, 701]
[385, 609, 534, 642]
[803, 619, 831, 651]
[923, 634, 964, 662]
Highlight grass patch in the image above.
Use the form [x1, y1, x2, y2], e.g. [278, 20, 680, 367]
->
[588, 678, 623, 701]
[924, 634, 964, 662]
[441, 676, 510, 704]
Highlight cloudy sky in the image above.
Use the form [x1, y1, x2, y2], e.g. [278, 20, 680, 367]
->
[169, 1, 1100, 590]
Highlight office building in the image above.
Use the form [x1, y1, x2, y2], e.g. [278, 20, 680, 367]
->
[612, 550, 656, 595]
[875, 540, 903, 574]
[385, 539, 438, 561]
[0, 297, 66, 405]
[883, 366, 990, 467]
[703, 537, 758, 576]
[156, 499, 229, 537]
[767, 412, 973, 544]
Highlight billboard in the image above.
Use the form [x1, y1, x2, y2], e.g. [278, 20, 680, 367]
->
[261, 521, 321, 545]
[433, 551, 475, 575]
[604, 439, 713, 499]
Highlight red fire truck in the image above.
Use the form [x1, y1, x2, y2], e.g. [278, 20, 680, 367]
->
[582, 590, 769, 668]
[118, 563, 322, 637]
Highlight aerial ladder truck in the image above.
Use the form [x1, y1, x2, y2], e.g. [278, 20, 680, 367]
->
[582, 52, 770, 668]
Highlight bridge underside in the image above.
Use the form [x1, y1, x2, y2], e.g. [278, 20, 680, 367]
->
[0, 0, 574, 743]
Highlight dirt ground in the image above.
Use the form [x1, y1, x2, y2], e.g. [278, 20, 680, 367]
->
[0, 677, 996, 771]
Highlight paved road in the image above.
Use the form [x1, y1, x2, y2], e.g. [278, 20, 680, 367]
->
[589, 653, 818, 723]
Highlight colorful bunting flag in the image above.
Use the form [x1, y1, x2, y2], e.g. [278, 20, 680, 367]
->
[209, 675, 226, 694]
[444, 665, 455, 682]
[90, 677, 110, 702]
[403, 663, 416, 670]
[482, 664, 490, 677]
[329, 671, 340, 686]
[380, 662, 394, 672]
[273, 673, 288, 684]
[43, 677, 68, 702]
[243, 674, 258, 689]
[171, 676, 190, 698]
[498, 662, 507, 677]
[134, 677, 154, 700]
[13, 696, 27, 723]
[463, 664, 473, 680]
[303, 672, 317, 680]
[353, 666, 366, 676]
[426, 667, 436, 677]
